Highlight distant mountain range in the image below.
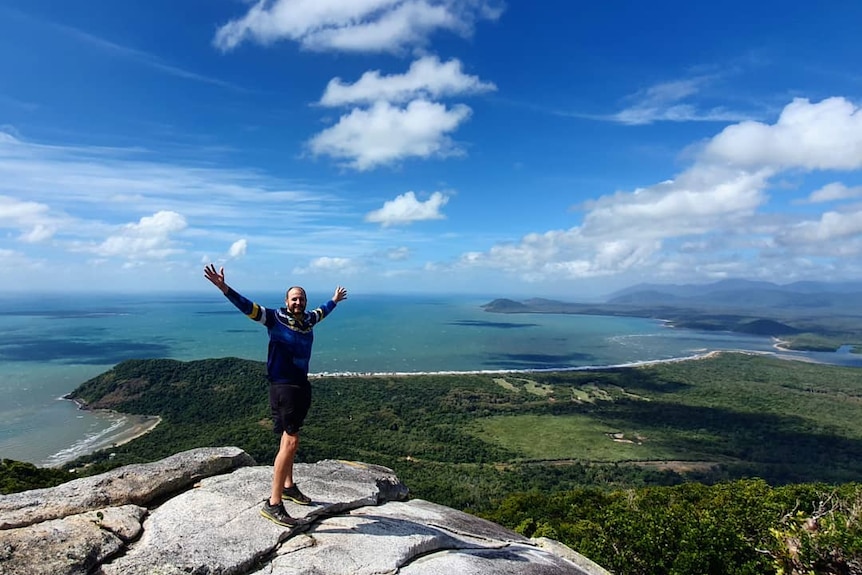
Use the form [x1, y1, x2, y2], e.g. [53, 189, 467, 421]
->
[604, 279, 862, 311]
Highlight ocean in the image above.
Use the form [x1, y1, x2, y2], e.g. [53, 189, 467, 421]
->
[1, 291, 859, 467]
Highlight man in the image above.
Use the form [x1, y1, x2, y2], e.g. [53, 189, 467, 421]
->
[204, 263, 348, 527]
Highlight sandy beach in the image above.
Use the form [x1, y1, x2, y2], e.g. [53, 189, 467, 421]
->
[773, 337, 790, 351]
[103, 414, 162, 448]
[45, 412, 162, 468]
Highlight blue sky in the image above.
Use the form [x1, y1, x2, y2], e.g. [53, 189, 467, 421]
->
[1, 1, 861, 299]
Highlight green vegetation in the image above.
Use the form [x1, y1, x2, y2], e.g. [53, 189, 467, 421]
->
[783, 333, 857, 352]
[485, 480, 862, 575]
[471, 413, 682, 461]
[4, 352, 862, 573]
[1, 459, 74, 494]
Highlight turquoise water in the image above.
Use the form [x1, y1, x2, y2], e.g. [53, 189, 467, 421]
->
[1, 292, 858, 466]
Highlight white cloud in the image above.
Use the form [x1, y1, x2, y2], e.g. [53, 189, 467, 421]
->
[458, 96, 862, 283]
[86, 211, 188, 260]
[705, 97, 862, 170]
[312, 57, 491, 170]
[308, 256, 353, 270]
[458, 228, 663, 281]
[214, 0, 502, 54]
[292, 256, 360, 277]
[0, 195, 49, 221]
[777, 209, 862, 245]
[214, 5, 498, 172]
[365, 191, 449, 226]
[308, 100, 471, 170]
[227, 239, 248, 259]
[320, 56, 495, 107]
[580, 166, 771, 239]
[0, 195, 63, 243]
[806, 182, 862, 203]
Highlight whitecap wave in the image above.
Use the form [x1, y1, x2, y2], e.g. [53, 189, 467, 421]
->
[42, 415, 128, 467]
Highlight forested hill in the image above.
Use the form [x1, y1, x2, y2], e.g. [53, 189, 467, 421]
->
[69, 357, 268, 418]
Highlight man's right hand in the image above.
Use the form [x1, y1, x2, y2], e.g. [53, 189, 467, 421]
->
[204, 264, 228, 294]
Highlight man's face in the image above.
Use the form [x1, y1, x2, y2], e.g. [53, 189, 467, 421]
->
[286, 287, 307, 315]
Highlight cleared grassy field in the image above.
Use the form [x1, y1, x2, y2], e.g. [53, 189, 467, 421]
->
[470, 353, 862, 469]
[470, 413, 727, 462]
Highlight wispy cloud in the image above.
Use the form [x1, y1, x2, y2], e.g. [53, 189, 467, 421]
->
[0, 131, 356, 269]
[496, 74, 757, 127]
[39, 15, 245, 91]
[611, 76, 755, 125]
[804, 182, 862, 203]
[0, 94, 39, 113]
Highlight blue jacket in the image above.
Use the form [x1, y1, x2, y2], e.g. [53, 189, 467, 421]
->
[224, 287, 337, 384]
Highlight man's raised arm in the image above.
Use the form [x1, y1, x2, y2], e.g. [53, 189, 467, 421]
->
[204, 264, 266, 323]
[332, 286, 348, 303]
[204, 264, 229, 295]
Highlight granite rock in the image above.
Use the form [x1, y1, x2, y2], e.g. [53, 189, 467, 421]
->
[0, 447, 611, 575]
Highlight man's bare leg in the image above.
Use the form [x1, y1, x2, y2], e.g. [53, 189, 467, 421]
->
[270, 431, 299, 505]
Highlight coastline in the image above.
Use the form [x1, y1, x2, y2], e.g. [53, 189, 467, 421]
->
[44, 412, 161, 468]
[312, 349, 742, 378]
[101, 414, 162, 448]
[773, 337, 790, 351]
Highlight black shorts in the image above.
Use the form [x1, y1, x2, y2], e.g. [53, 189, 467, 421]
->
[269, 383, 311, 435]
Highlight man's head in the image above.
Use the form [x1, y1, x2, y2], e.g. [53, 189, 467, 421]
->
[285, 286, 307, 315]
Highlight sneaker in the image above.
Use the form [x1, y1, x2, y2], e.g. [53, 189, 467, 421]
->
[282, 484, 312, 505]
[260, 501, 298, 527]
